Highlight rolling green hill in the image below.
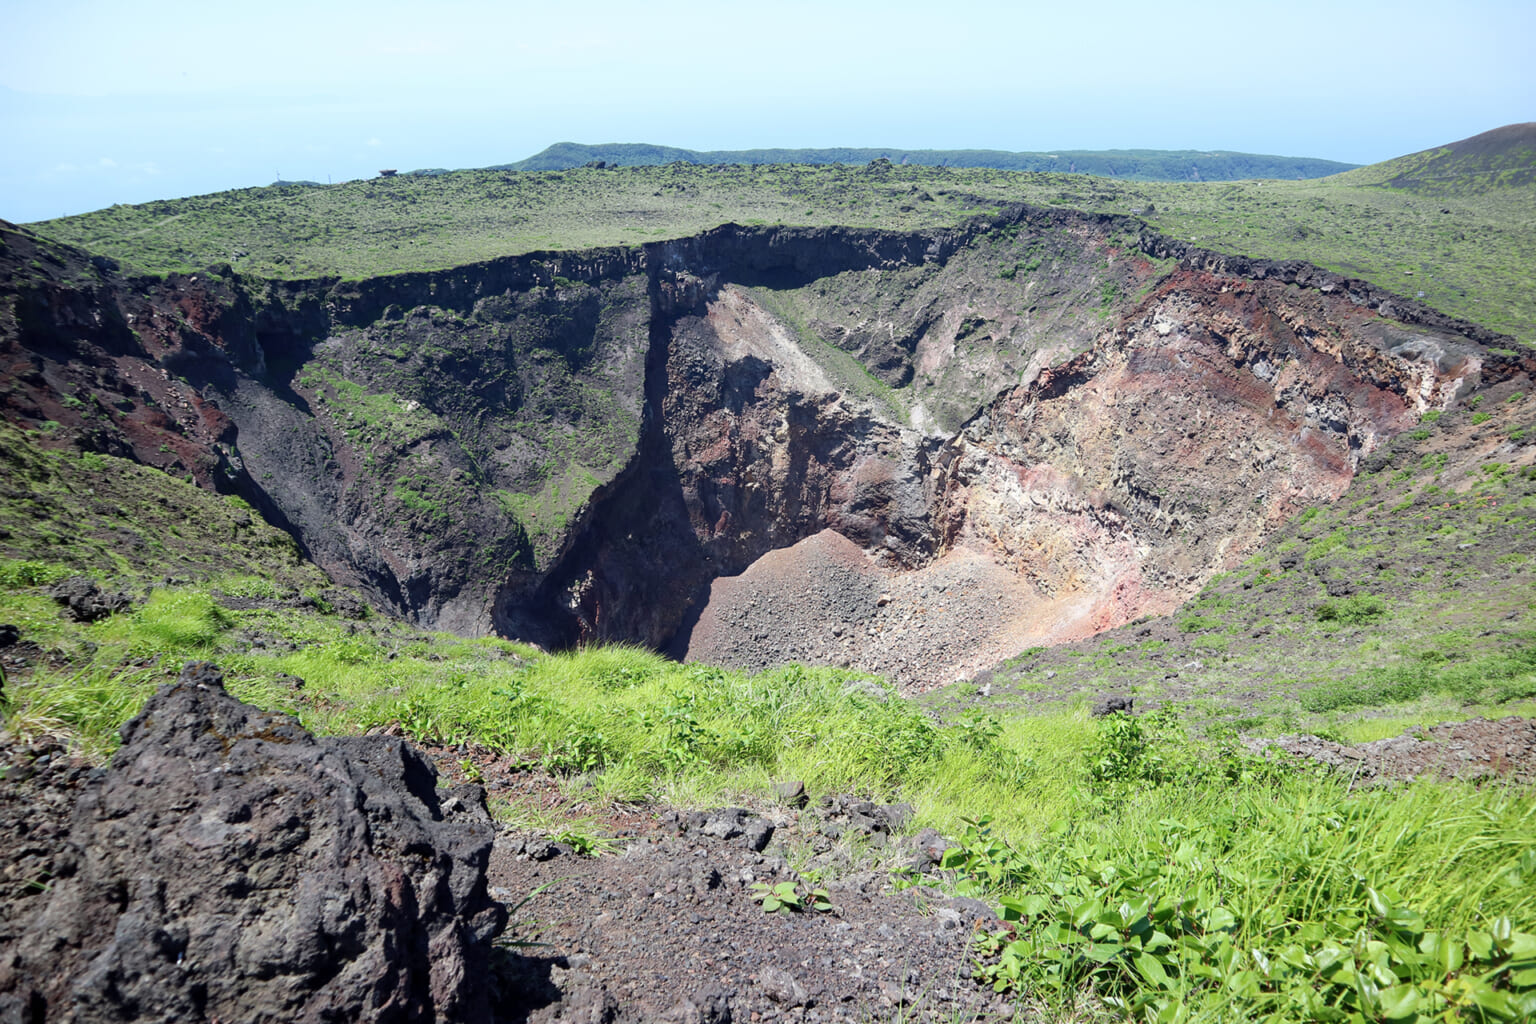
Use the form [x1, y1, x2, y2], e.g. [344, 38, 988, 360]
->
[27, 127, 1536, 346]
[1338, 122, 1536, 193]
[496, 141, 1357, 181]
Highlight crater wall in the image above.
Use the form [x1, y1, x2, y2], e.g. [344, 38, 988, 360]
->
[0, 211, 1514, 681]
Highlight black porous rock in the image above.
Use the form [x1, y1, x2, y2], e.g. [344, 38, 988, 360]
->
[667, 807, 777, 852]
[0, 661, 507, 1023]
[48, 576, 132, 622]
[1091, 694, 1135, 717]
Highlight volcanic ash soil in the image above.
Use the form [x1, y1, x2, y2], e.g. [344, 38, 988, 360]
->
[488, 803, 1015, 1024]
[683, 529, 1052, 692]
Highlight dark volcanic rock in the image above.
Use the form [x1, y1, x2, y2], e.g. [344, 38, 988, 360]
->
[1091, 694, 1135, 717]
[668, 806, 776, 852]
[772, 779, 808, 808]
[49, 576, 132, 622]
[0, 662, 506, 1023]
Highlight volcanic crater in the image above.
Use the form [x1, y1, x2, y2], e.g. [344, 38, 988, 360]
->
[0, 208, 1514, 687]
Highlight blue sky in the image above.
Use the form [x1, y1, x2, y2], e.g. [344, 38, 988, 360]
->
[2, 0, 1532, 223]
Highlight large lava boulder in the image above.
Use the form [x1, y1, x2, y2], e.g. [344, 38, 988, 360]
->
[49, 576, 133, 623]
[0, 662, 507, 1023]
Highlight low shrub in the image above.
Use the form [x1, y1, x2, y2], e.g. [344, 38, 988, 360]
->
[1316, 594, 1388, 626]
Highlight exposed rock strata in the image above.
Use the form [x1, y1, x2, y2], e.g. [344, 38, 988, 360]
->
[0, 662, 506, 1023]
[0, 211, 1520, 678]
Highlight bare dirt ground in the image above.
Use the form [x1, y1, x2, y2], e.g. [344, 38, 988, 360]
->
[487, 822, 1012, 1024]
[684, 529, 1067, 693]
[410, 716, 1536, 1023]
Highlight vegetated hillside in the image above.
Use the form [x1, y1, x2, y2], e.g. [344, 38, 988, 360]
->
[0, 425, 325, 593]
[499, 141, 1357, 180]
[1338, 122, 1536, 193]
[29, 129, 1536, 346]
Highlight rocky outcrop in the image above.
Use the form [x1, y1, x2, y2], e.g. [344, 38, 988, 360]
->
[912, 266, 1485, 657]
[0, 210, 1519, 674]
[49, 575, 133, 622]
[0, 662, 506, 1023]
[534, 219, 1502, 685]
[1246, 717, 1536, 786]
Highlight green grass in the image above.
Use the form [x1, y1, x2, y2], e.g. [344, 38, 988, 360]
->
[0, 569, 1527, 849]
[958, 772, 1536, 1022]
[1298, 642, 1536, 713]
[0, 424, 327, 591]
[2, 562, 1533, 1022]
[28, 158, 1536, 346]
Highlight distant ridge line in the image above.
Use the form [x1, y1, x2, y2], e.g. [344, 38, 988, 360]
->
[490, 142, 1358, 182]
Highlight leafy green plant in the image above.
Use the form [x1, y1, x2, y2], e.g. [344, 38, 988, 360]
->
[1088, 712, 1161, 785]
[938, 816, 1033, 896]
[975, 865, 1536, 1022]
[655, 690, 705, 772]
[749, 879, 834, 914]
[554, 828, 603, 857]
[1316, 594, 1389, 626]
[1084, 707, 1189, 786]
[543, 724, 613, 774]
[960, 807, 1536, 1023]
[0, 559, 73, 588]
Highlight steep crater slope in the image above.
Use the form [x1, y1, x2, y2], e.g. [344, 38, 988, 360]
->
[630, 252, 1501, 686]
[0, 224, 651, 633]
[1, 211, 1518, 684]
